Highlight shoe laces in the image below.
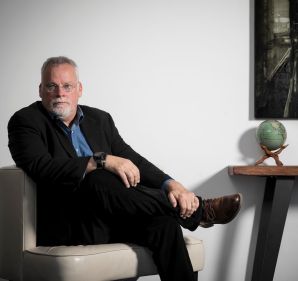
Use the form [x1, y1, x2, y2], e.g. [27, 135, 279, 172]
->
[203, 199, 216, 222]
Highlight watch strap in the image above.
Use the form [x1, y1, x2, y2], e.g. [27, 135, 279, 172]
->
[93, 152, 107, 169]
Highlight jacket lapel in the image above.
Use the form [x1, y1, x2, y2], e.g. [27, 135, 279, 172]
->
[53, 126, 78, 157]
[80, 115, 102, 153]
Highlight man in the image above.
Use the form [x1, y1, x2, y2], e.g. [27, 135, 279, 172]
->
[8, 56, 242, 281]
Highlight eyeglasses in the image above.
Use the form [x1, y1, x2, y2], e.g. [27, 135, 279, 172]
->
[44, 82, 78, 93]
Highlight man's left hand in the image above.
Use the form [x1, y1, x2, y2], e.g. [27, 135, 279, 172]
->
[166, 180, 199, 219]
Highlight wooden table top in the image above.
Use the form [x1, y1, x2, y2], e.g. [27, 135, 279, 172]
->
[228, 166, 298, 176]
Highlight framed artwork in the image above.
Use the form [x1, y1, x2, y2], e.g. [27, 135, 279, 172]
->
[255, 0, 298, 118]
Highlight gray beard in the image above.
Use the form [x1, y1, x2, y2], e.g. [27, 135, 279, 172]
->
[49, 102, 72, 121]
[52, 107, 71, 120]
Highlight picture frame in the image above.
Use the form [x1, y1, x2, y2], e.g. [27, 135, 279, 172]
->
[255, 0, 298, 118]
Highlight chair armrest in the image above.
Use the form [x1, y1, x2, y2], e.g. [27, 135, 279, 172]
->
[0, 166, 36, 280]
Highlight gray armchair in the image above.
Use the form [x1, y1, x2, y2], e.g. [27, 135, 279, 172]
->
[0, 166, 204, 281]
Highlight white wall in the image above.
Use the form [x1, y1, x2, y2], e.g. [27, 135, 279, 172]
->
[0, 1, 297, 281]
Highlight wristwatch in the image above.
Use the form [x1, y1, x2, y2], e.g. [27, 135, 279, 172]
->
[93, 152, 107, 169]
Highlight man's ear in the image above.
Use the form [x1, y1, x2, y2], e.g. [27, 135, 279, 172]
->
[39, 84, 42, 98]
[78, 82, 83, 97]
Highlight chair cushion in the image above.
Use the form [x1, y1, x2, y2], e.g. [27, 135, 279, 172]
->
[23, 236, 204, 281]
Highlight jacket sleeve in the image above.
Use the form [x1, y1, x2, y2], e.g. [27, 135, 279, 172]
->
[106, 114, 172, 189]
[8, 109, 89, 186]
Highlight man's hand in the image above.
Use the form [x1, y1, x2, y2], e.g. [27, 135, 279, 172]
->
[105, 155, 140, 188]
[166, 180, 199, 219]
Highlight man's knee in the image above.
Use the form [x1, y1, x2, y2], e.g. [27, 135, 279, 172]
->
[82, 169, 125, 190]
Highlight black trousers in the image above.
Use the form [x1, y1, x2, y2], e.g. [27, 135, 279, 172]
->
[71, 170, 203, 281]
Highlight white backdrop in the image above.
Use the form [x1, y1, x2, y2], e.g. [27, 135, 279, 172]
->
[0, 1, 297, 280]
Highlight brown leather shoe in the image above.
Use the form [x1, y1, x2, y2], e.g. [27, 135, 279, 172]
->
[200, 193, 242, 228]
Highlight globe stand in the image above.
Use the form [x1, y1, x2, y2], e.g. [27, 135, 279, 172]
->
[255, 144, 288, 166]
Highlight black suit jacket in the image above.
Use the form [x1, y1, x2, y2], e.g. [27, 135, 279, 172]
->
[8, 101, 170, 245]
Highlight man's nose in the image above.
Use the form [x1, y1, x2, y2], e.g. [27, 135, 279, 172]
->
[55, 86, 67, 96]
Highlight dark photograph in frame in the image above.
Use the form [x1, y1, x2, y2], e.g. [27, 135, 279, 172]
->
[255, 0, 298, 118]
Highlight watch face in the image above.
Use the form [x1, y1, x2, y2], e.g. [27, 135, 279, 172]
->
[94, 152, 106, 169]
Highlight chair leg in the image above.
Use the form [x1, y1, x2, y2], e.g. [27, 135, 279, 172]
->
[193, 271, 198, 280]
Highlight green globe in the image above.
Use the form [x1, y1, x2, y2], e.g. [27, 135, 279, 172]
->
[256, 120, 287, 151]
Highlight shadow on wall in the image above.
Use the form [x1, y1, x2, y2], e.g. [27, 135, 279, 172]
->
[190, 127, 298, 281]
[238, 127, 261, 165]
[189, 126, 263, 281]
[193, 168, 265, 281]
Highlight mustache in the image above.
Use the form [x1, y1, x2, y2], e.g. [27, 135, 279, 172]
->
[50, 99, 70, 106]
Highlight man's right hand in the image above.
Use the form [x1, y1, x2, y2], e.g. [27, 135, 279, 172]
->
[104, 155, 140, 188]
[86, 155, 140, 188]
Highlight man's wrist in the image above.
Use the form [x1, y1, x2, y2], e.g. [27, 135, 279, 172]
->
[161, 178, 174, 192]
[93, 152, 107, 169]
[86, 157, 97, 174]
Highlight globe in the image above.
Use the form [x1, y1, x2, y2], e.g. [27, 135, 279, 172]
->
[256, 120, 287, 151]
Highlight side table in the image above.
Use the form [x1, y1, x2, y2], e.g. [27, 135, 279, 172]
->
[228, 166, 298, 281]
